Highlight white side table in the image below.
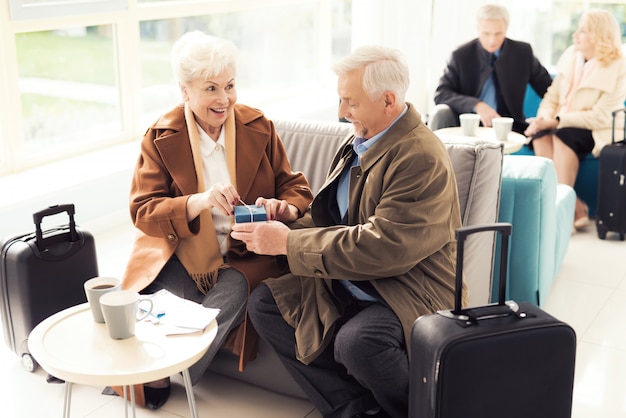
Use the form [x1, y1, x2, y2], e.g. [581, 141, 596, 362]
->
[435, 126, 527, 154]
[28, 303, 217, 418]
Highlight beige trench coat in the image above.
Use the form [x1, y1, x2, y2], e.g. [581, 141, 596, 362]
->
[537, 45, 626, 157]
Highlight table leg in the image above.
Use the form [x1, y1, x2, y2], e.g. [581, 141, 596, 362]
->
[129, 384, 137, 418]
[63, 382, 72, 418]
[123, 385, 128, 418]
[121, 385, 137, 418]
[182, 369, 199, 418]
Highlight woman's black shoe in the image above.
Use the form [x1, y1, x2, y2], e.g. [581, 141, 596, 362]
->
[144, 380, 171, 410]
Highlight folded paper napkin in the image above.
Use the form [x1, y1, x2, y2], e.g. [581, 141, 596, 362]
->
[144, 289, 220, 335]
[234, 205, 267, 223]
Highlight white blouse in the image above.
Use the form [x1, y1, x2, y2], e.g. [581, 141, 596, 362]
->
[197, 122, 232, 256]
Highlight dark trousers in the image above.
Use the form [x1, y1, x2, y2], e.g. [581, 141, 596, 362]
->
[143, 256, 248, 385]
[248, 283, 409, 418]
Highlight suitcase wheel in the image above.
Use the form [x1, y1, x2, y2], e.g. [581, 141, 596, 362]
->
[21, 353, 38, 373]
[596, 223, 608, 240]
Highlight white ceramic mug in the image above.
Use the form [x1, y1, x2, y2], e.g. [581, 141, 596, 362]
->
[492, 117, 514, 142]
[459, 113, 480, 136]
[99, 290, 153, 339]
[84, 277, 122, 323]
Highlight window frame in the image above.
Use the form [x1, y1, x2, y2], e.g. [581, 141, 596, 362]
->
[9, 0, 127, 21]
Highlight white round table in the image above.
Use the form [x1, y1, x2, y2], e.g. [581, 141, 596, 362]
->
[435, 126, 527, 154]
[28, 303, 217, 418]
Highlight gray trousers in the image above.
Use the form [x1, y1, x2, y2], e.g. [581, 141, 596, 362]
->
[248, 283, 408, 418]
[143, 256, 248, 385]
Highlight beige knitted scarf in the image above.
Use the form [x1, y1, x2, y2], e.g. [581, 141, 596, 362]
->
[175, 103, 237, 294]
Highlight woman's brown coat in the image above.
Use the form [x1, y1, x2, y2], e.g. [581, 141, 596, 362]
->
[122, 103, 313, 369]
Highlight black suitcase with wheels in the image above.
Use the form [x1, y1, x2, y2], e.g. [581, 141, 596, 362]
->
[596, 108, 626, 240]
[409, 223, 576, 418]
[0, 204, 98, 372]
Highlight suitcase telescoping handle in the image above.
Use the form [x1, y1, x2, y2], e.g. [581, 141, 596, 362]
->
[451, 223, 512, 319]
[33, 204, 79, 251]
[611, 107, 626, 145]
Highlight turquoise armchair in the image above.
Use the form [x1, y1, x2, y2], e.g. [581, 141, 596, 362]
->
[494, 155, 576, 306]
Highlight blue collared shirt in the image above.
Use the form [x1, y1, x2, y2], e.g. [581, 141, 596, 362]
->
[478, 49, 500, 110]
[336, 105, 408, 217]
[336, 105, 408, 302]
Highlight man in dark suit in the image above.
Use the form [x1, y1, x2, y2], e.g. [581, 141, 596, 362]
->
[430, 4, 553, 134]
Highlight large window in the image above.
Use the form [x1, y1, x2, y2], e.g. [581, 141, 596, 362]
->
[17, 27, 122, 160]
[9, 0, 126, 20]
[138, 3, 324, 126]
[511, 1, 626, 69]
[0, 0, 352, 176]
[5, 0, 625, 178]
[425, 1, 626, 112]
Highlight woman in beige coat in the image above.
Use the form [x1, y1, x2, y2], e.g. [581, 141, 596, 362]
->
[525, 9, 626, 230]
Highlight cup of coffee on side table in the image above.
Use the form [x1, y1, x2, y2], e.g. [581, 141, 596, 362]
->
[100, 290, 153, 339]
[84, 276, 121, 323]
[492, 117, 514, 142]
[459, 113, 481, 137]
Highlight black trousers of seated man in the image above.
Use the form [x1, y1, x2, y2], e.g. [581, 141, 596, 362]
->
[248, 282, 408, 418]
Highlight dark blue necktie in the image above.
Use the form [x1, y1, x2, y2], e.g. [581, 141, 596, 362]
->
[491, 54, 504, 115]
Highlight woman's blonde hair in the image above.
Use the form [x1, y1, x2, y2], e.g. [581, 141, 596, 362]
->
[171, 31, 238, 84]
[583, 9, 623, 66]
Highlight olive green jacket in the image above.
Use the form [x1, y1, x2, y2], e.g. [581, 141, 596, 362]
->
[264, 104, 465, 364]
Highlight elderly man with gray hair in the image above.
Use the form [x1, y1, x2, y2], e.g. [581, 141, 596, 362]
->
[232, 45, 463, 418]
[430, 4, 553, 134]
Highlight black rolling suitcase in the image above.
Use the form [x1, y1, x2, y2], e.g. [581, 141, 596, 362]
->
[409, 223, 576, 418]
[596, 108, 626, 240]
[0, 204, 98, 372]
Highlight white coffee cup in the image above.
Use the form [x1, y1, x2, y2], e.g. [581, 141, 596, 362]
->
[492, 117, 514, 142]
[459, 113, 480, 136]
[84, 277, 122, 323]
[99, 290, 153, 340]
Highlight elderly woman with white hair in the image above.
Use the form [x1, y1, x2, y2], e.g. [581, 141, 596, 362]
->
[113, 31, 313, 409]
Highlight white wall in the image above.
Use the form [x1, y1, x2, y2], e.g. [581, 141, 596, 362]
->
[350, 0, 486, 115]
[350, 0, 556, 116]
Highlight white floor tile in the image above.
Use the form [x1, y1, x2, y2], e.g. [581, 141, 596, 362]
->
[556, 230, 626, 289]
[0, 344, 317, 418]
[167, 372, 317, 418]
[581, 289, 626, 350]
[572, 341, 626, 418]
[542, 272, 614, 339]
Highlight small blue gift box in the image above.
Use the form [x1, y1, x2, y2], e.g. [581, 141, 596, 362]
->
[234, 205, 267, 223]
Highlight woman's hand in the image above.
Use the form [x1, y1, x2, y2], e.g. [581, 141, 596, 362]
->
[187, 182, 239, 221]
[255, 197, 299, 222]
[524, 116, 558, 137]
[524, 117, 538, 137]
